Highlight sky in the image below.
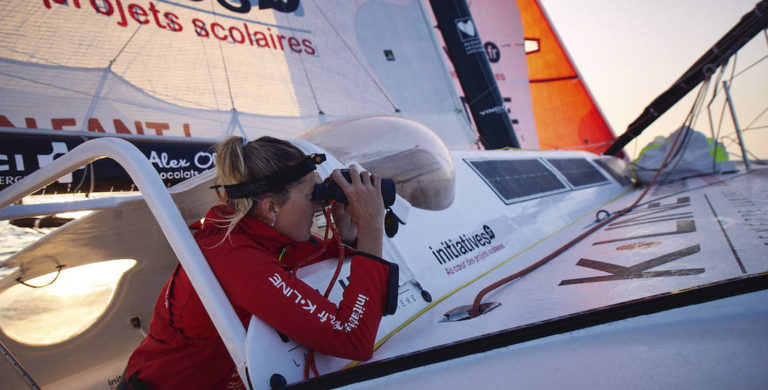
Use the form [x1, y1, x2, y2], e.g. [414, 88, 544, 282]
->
[538, 0, 767, 160]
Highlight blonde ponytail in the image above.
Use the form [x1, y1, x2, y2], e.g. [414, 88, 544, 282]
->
[213, 136, 306, 237]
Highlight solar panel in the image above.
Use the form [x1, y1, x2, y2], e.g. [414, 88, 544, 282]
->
[465, 159, 568, 204]
[546, 158, 609, 188]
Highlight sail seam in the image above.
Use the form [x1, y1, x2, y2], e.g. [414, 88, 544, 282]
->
[210, 0, 237, 111]
[529, 75, 578, 83]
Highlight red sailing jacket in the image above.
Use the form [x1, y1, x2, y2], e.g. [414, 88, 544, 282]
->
[124, 205, 397, 389]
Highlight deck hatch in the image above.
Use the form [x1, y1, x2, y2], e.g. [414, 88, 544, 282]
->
[465, 159, 568, 204]
[546, 158, 609, 188]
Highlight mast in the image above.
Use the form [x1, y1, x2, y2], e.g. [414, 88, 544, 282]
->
[604, 0, 768, 156]
[429, 0, 521, 149]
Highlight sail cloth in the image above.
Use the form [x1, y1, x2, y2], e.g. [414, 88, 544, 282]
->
[431, 0, 538, 149]
[516, 0, 616, 154]
[0, 1, 476, 148]
[632, 126, 734, 185]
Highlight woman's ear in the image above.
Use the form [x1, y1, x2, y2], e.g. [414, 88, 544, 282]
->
[252, 196, 279, 226]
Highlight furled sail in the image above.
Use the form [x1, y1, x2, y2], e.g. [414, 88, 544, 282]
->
[516, 0, 617, 154]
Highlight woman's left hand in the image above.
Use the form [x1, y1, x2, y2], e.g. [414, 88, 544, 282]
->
[331, 203, 357, 245]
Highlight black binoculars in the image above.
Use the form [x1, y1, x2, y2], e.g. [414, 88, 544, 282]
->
[313, 169, 396, 207]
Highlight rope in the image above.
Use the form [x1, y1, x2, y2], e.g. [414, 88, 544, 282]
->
[16, 265, 65, 288]
[469, 84, 703, 317]
[304, 205, 346, 379]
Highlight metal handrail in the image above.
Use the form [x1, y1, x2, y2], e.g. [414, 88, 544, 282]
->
[0, 138, 248, 383]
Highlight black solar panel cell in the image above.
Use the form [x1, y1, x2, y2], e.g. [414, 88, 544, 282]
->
[466, 159, 566, 203]
[546, 158, 609, 188]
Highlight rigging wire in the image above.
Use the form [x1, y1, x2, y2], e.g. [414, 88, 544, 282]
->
[706, 62, 728, 173]
[742, 104, 768, 131]
[657, 79, 713, 184]
[732, 53, 768, 78]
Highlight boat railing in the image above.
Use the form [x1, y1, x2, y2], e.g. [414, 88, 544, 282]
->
[0, 137, 249, 384]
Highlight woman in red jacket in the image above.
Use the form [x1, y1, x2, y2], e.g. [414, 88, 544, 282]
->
[119, 136, 397, 389]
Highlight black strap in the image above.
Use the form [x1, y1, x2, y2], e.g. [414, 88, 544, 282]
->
[211, 153, 326, 199]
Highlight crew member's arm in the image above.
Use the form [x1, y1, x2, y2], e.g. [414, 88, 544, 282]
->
[219, 247, 395, 361]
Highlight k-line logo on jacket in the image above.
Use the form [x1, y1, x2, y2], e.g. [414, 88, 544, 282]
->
[429, 225, 496, 265]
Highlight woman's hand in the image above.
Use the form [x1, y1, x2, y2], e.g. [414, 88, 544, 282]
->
[330, 203, 357, 244]
[331, 165, 385, 256]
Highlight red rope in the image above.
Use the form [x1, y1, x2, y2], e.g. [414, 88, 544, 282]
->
[305, 205, 346, 379]
[470, 127, 689, 318]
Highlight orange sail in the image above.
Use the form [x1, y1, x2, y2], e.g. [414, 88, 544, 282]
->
[517, 0, 617, 154]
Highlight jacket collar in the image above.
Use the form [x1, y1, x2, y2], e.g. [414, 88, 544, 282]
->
[202, 205, 294, 256]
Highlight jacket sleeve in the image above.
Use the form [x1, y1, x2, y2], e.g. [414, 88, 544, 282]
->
[214, 245, 397, 361]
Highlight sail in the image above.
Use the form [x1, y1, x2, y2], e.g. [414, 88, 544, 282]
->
[0, 1, 476, 148]
[464, 0, 537, 148]
[429, 0, 538, 149]
[428, 0, 521, 149]
[516, 0, 617, 154]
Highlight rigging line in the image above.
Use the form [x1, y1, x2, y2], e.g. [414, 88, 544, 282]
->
[110, 0, 170, 65]
[711, 61, 733, 172]
[209, 0, 237, 110]
[712, 134, 763, 166]
[705, 63, 727, 137]
[733, 53, 768, 78]
[659, 79, 713, 184]
[728, 52, 739, 86]
[312, 0, 400, 112]
[16, 265, 65, 288]
[706, 64, 728, 172]
[111, 19, 143, 64]
[743, 103, 768, 131]
[658, 80, 708, 173]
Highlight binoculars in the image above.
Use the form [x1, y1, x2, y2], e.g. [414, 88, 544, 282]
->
[313, 169, 396, 207]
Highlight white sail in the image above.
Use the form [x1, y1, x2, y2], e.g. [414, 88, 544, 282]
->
[0, 1, 476, 148]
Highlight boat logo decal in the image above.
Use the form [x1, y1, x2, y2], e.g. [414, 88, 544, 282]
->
[429, 225, 506, 276]
[40, 1, 316, 55]
[616, 241, 662, 251]
[561, 196, 705, 285]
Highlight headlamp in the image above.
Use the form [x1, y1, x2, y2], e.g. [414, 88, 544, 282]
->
[211, 153, 326, 199]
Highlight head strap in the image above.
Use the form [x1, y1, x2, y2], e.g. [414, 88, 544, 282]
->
[211, 153, 326, 199]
